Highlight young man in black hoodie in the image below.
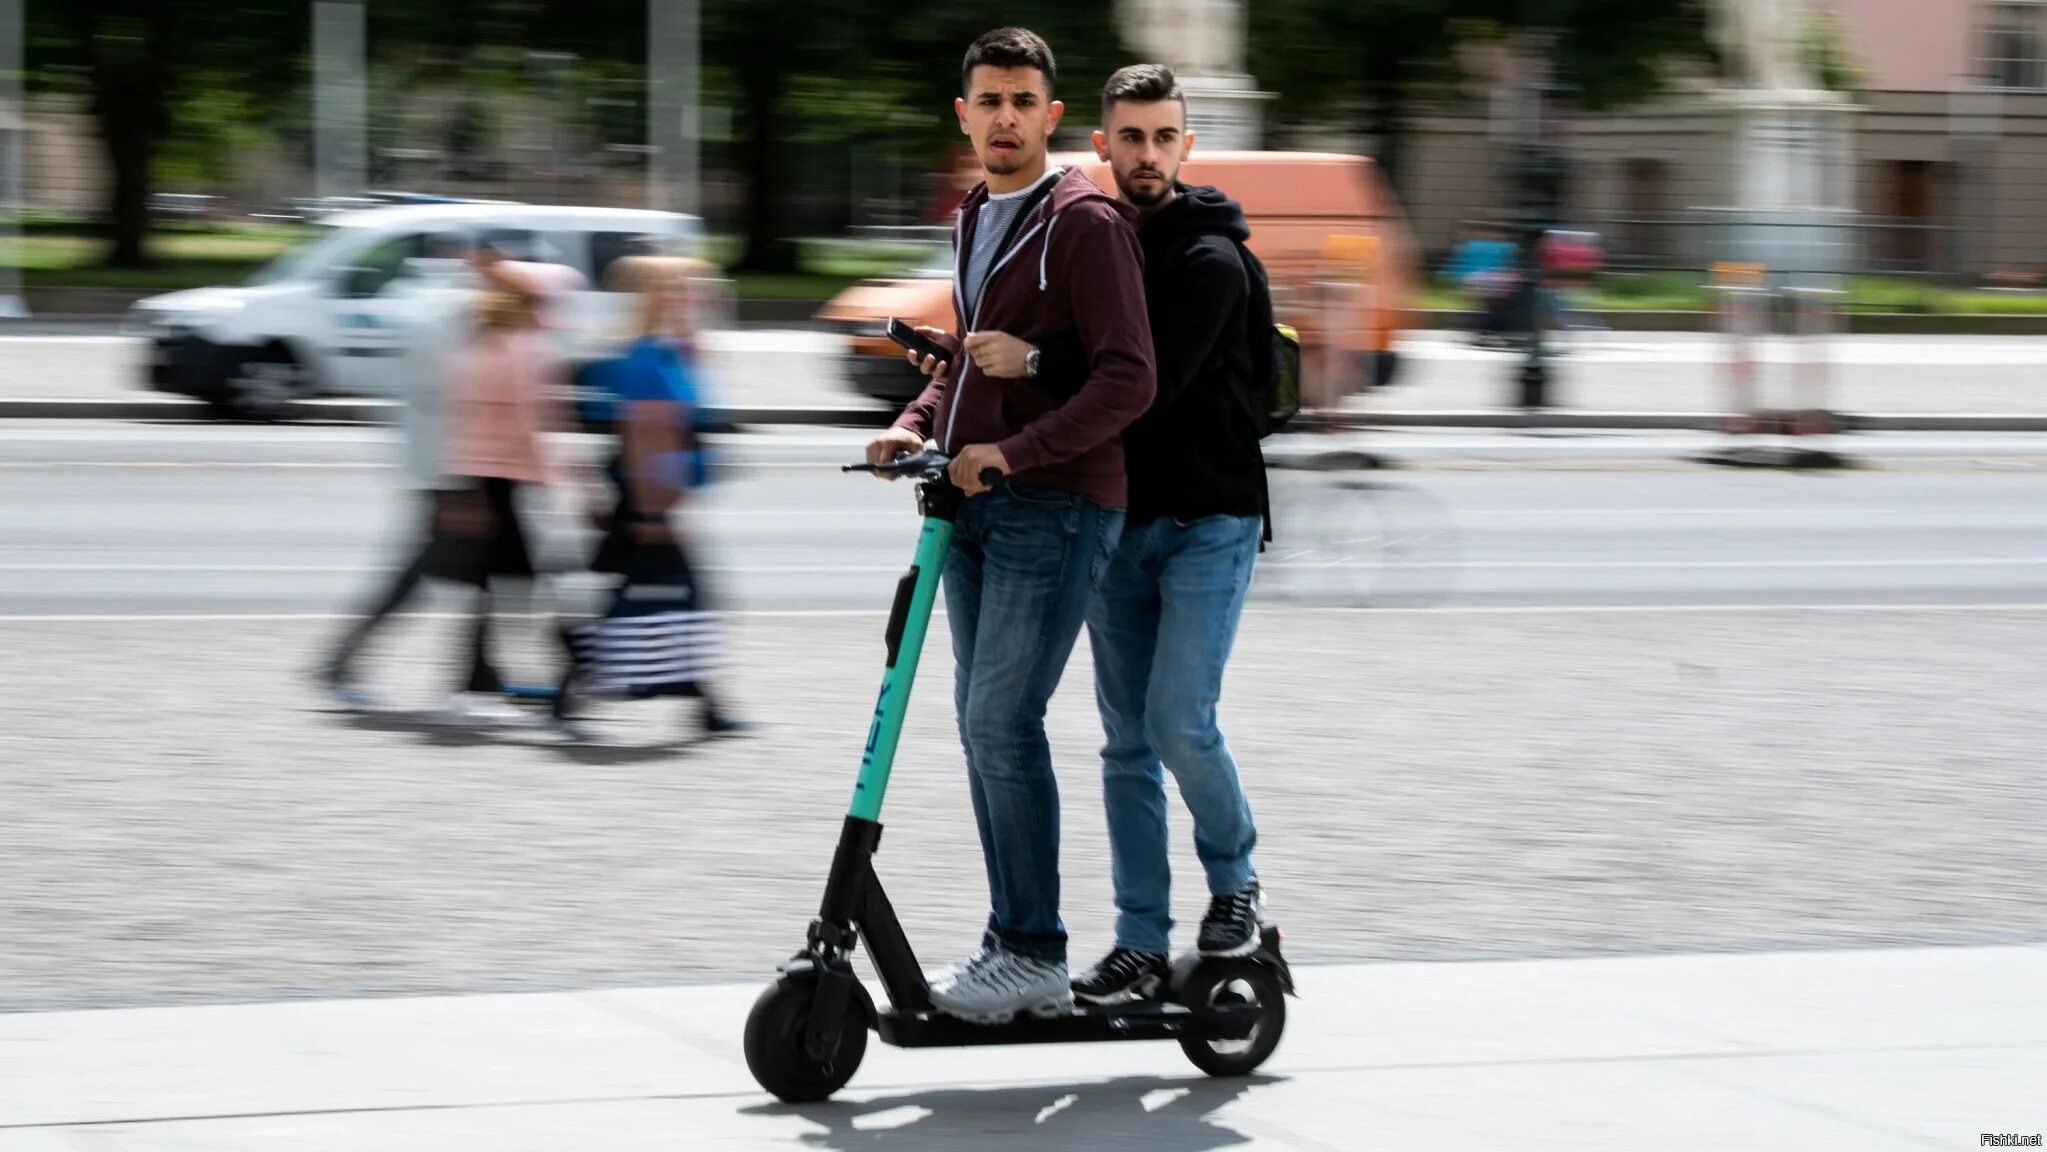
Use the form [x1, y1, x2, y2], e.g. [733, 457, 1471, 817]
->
[976, 64, 1269, 1004]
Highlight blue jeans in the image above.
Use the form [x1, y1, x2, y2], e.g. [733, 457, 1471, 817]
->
[1087, 513, 1262, 955]
[945, 481, 1125, 965]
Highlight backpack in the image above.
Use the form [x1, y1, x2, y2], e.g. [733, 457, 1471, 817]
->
[1232, 239, 1302, 437]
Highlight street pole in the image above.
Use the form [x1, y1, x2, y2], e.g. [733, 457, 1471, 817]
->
[648, 0, 701, 218]
[313, 0, 368, 202]
[1515, 3, 1564, 412]
[1, 0, 25, 317]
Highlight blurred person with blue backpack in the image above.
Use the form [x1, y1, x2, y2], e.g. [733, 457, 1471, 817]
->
[549, 255, 746, 741]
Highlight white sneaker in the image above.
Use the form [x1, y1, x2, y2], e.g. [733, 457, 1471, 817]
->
[537, 715, 591, 742]
[433, 693, 524, 727]
[928, 946, 1072, 1025]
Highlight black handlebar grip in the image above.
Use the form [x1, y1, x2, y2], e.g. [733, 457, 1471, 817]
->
[979, 468, 1004, 488]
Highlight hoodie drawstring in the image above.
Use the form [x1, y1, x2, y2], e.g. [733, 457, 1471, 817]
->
[1039, 211, 1059, 291]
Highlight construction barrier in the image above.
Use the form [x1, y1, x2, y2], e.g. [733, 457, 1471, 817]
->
[1303, 233, 1380, 421]
[1706, 261, 1849, 468]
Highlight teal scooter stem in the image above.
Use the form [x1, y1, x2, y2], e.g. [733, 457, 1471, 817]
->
[741, 449, 1292, 1105]
[843, 468, 956, 823]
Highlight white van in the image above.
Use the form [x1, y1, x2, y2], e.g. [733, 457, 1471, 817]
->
[128, 203, 704, 417]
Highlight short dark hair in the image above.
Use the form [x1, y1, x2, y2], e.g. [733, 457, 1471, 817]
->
[1101, 63, 1183, 118]
[962, 27, 1056, 96]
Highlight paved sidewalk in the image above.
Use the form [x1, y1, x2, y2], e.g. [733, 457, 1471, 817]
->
[0, 944, 2039, 1150]
[11, 331, 2047, 421]
[4, 611, 2045, 1010]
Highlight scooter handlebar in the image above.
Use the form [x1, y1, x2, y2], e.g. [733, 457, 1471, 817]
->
[841, 450, 948, 478]
[842, 452, 1006, 489]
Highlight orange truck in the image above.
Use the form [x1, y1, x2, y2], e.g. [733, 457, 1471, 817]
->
[819, 149, 1416, 407]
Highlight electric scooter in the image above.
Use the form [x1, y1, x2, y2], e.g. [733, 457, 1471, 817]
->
[741, 449, 1295, 1103]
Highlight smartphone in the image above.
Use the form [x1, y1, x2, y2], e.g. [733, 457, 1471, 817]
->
[887, 317, 951, 365]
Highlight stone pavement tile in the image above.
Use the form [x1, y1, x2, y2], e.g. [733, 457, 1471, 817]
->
[1587, 945, 2047, 1052]
[0, 990, 747, 1129]
[0, 1060, 1940, 1152]
[1678, 1047, 2047, 1150]
[1237, 1059, 1938, 1152]
[6, 948, 2041, 1150]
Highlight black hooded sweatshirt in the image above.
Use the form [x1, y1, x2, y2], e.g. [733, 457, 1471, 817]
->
[1041, 182, 1265, 525]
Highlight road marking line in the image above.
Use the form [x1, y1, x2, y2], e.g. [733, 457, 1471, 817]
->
[8, 557, 2045, 575]
[6, 603, 2047, 624]
[0, 461, 391, 469]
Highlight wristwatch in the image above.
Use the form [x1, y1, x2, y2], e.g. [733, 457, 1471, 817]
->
[1025, 344, 1041, 378]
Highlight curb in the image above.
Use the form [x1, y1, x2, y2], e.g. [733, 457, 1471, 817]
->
[8, 398, 2047, 434]
[19, 306, 2047, 338]
[1412, 310, 2047, 336]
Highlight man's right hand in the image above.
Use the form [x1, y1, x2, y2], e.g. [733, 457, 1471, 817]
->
[905, 325, 959, 379]
[864, 427, 926, 479]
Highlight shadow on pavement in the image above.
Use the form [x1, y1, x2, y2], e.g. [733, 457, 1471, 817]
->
[550, 737, 701, 766]
[325, 707, 708, 763]
[742, 1073, 1282, 1151]
[329, 709, 499, 749]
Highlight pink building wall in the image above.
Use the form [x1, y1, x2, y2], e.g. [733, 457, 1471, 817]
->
[1820, 0, 1975, 91]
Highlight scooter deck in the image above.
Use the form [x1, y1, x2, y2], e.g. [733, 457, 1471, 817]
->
[876, 999, 1263, 1049]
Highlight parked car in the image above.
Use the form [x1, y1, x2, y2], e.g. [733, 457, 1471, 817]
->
[128, 202, 704, 418]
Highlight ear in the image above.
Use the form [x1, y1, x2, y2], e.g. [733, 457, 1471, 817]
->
[955, 96, 969, 134]
[1046, 99, 1065, 135]
[1181, 129, 1196, 160]
[1092, 129, 1110, 161]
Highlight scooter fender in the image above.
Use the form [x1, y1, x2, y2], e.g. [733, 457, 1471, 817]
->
[777, 951, 881, 1029]
[1168, 926, 1298, 999]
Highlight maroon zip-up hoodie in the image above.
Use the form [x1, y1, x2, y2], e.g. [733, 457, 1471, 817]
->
[891, 165, 1157, 509]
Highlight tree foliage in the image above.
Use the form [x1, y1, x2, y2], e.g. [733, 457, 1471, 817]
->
[1250, 0, 1712, 185]
[23, 0, 1716, 269]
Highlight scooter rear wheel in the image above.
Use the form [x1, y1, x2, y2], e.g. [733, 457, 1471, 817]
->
[1177, 959, 1286, 1078]
[743, 975, 867, 1103]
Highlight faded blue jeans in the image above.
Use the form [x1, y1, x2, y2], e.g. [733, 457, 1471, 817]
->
[1087, 513, 1262, 955]
[944, 480, 1124, 965]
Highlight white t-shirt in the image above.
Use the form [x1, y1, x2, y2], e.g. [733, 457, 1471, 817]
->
[962, 168, 1060, 318]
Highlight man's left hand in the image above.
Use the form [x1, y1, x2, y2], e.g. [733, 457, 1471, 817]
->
[963, 331, 1034, 379]
[949, 443, 1010, 495]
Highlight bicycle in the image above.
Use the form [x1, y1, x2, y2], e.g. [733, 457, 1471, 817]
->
[1259, 444, 1462, 608]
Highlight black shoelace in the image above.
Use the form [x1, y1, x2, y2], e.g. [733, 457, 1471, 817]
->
[1086, 948, 1159, 984]
[1205, 890, 1257, 927]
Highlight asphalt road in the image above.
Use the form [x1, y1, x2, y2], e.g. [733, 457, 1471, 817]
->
[2, 423, 2043, 1012]
[3, 424, 2047, 615]
[11, 330, 2047, 415]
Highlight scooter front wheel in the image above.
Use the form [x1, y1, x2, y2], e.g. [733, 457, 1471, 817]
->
[1177, 959, 1287, 1078]
[743, 975, 867, 1103]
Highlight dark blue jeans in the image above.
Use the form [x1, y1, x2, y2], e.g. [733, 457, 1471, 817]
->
[1087, 513, 1263, 954]
[944, 481, 1124, 965]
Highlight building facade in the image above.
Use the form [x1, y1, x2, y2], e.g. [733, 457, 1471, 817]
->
[1396, 0, 2047, 279]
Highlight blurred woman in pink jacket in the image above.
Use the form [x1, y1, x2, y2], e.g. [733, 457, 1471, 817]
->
[425, 248, 584, 723]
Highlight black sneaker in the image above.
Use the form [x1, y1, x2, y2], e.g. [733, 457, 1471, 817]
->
[1197, 883, 1263, 958]
[1070, 947, 1171, 1006]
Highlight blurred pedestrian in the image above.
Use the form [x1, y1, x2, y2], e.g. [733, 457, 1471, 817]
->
[320, 232, 479, 708]
[1445, 223, 1519, 346]
[1540, 227, 1606, 332]
[422, 245, 587, 725]
[551, 254, 746, 740]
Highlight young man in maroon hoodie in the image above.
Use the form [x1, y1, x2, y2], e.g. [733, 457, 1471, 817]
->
[864, 26, 1156, 1023]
